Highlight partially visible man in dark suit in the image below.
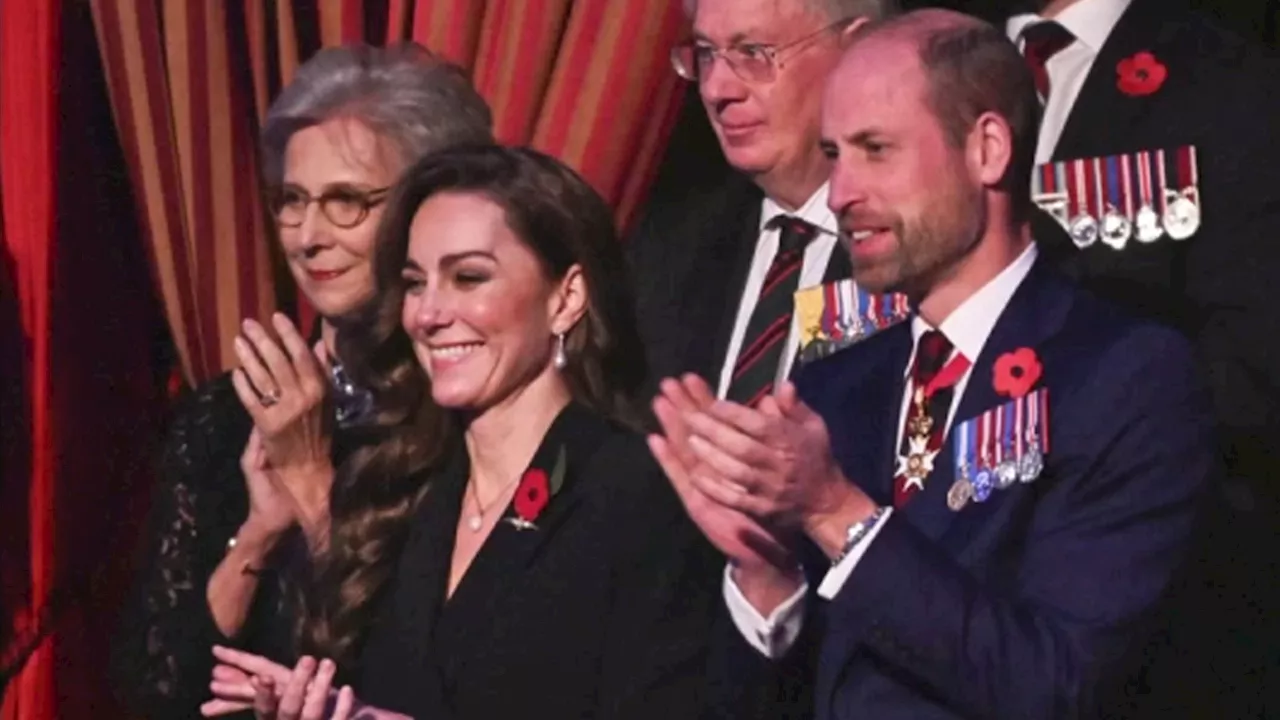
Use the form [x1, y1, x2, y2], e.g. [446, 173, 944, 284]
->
[627, 0, 899, 407]
[649, 10, 1216, 718]
[1000, 1, 1280, 713]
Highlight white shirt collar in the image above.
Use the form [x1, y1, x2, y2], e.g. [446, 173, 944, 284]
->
[1007, 0, 1133, 54]
[760, 182, 838, 238]
[908, 243, 1039, 374]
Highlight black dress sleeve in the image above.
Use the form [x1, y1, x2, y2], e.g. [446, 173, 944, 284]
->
[110, 374, 262, 717]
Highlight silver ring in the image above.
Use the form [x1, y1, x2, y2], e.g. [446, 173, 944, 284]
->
[259, 389, 282, 408]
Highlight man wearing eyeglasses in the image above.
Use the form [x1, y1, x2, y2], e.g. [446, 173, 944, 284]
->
[627, 0, 898, 409]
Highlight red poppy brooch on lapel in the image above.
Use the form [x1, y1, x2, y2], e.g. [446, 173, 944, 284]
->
[993, 347, 1043, 399]
[506, 446, 567, 531]
[1116, 51, 1167, 97]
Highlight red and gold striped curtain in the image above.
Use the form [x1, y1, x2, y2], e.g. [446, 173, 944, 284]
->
[92, 0, 688, 388]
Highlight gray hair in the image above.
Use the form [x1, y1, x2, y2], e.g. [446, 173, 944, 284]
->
[682, 0, 898, 23]
[260, 43, 493, 186]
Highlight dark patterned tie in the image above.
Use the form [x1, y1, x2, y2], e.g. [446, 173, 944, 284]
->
[893, 330, 957, 507]
[1021, 21, 1074, 100]
[726, 215, 818, 407]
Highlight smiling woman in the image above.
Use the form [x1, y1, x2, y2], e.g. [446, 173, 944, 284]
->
[110, 43, 493, 719]
[199, 145, 725, 719]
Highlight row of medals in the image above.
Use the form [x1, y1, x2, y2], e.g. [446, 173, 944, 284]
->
[1038, 186, 1200, 250]
[946, 437, 1044, 512]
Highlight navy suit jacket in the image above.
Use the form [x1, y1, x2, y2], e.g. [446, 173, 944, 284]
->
[717, 258, 1216, 719]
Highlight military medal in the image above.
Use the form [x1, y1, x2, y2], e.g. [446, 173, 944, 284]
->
[1133, 150, 1164, 243]
[1163, 146, 1201, 240]
[1020, 389, 1050, 482]
[992, 403, 1017, 489]
[948, 420, 977, 511]
[1100, 155, 1132, 250]
[1032, 162, 1070, 231]
[947, 477, 974, 511]
[1067, 158, 1099, 248]
[896, 435, 937, 492]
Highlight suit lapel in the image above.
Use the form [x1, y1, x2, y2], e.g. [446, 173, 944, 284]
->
[1052, 0, 1175, 161]
[820, 238, 853, 285]
[899, 259, 1075, 544]
[704, 183, 764, 379]
[378, 451, 467, 693]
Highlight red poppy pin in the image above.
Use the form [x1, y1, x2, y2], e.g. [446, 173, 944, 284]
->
[506, 446, 567, 531]
[1116, 51, 1166, 97]
[993, 347, 1043, 399]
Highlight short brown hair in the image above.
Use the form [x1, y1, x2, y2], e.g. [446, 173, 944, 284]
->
[857, 14, 1040, 217]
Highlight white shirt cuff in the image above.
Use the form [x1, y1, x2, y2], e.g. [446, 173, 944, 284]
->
[817, 507, 893, 599]
[722, 563, 808, 659]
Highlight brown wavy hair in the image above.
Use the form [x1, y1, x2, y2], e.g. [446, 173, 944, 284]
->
[296, 144, 648, 667]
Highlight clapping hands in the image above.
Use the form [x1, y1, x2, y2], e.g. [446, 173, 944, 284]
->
[202, 646, 382, 720]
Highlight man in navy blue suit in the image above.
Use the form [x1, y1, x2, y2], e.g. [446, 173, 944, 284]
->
[648, 8, 1216, 719]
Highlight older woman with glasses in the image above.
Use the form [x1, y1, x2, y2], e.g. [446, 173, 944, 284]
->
[111, 43, 492, 718]
[198, 146, 730, 720]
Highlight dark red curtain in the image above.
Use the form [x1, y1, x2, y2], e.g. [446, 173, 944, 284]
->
[1, 0, 168, 718]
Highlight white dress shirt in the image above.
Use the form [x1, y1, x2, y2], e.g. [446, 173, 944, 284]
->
[715, 183, 840, 399]
[724, 243, 1041, 658]
[1007, 0, 1134, 164]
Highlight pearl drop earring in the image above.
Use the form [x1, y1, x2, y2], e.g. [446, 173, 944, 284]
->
[553, 332, 567, 370]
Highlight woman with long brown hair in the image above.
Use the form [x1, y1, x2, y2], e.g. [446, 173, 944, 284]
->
[203, 146, 724, 720]
[112, 43, 492, 719]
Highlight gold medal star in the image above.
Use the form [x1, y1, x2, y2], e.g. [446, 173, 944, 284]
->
[896, 435, 938, 491]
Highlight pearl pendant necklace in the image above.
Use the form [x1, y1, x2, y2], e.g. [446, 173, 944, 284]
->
[466, 472, 522, 533]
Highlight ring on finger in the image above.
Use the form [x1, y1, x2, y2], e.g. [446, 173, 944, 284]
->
[259, 388, 282, 408]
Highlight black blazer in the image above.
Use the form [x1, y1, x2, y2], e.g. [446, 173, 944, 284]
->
[1029, 0, 1280, 503]
[354, 403, 725, 720]
[626, 172, 851, 397]
[1020, 1, 1280, 714]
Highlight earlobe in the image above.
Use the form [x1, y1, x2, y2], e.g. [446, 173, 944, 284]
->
[973, 112, 1014, 188]
[550, 264, 589, 335]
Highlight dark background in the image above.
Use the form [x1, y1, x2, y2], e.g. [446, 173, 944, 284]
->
[642, 0, 1279, 216]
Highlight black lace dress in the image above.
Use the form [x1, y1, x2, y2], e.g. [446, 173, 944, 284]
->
[111, 374, 310, 718]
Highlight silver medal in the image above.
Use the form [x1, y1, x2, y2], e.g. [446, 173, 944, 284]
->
[1163, 192, 1200, 240]
[1018, 447, 1044, 483]
[1068, 214, 1099, 249]
[995, 460, 1019, 489]
[1100, 208, 1131, 250]
[1134, 205, 1163, 243]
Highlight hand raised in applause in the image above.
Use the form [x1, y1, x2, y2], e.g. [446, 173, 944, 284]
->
[658, 376, 874, 540]
[648, 375, 796, 574]
[238, 427, 298, 539]
[230, 313, 334, 538]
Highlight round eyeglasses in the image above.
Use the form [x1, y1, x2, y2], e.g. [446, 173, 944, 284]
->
[269, 185, 391, 229]
[670, 19, 852, 84]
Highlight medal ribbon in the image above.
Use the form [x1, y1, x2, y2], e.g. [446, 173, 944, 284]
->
[1104, 155, 1125, 217]
[1086, 156, 1102, 220]
[919, 352, 972, 399]
[820, 282, 838, 339]
[1013, 392, 1024, 453]
[1069, 158, 1088, 219]
[1137, 150, 1154, 210]
[1154, 150, 1170, 214]
[1037, 389, 1050, 453]
[1175, 145, 1198, 194]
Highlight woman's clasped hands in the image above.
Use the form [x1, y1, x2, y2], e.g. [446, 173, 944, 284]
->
[202, 645, 412, 720]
